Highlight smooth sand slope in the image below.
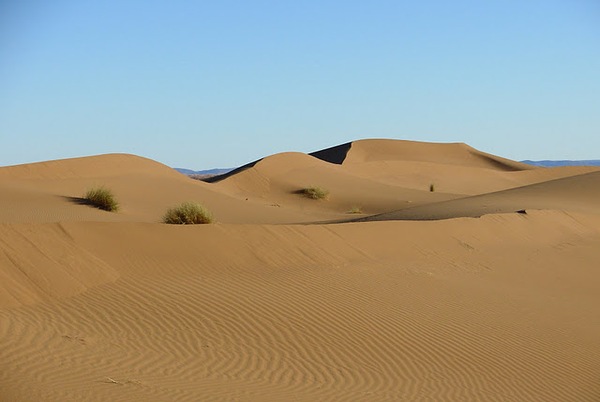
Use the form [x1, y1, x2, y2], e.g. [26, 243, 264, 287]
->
[361, 170, 600, 222]
[1, 139, 599, 401]
[0, 154, 328, 224]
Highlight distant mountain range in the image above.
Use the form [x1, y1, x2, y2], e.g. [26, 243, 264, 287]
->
[521, 160, 600, 167]
[175, 160, 600, 176]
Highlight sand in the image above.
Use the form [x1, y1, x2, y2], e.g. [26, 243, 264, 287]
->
[1, 139, 599, 401]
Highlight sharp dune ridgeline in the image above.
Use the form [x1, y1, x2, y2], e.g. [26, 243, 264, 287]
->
[1, 139, 599, 401]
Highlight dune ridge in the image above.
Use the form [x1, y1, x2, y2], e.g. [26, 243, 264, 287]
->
[0, 153, 182, 181]
[1, 139, 599, 401]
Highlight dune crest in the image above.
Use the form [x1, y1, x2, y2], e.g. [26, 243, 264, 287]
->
[0, 153, 184, 181]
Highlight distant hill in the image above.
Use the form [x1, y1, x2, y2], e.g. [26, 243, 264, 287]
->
[521, 160, 600, 167]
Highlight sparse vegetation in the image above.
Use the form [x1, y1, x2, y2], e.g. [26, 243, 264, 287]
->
[300, 186, 329, 200]
[347, 206, 363, 214]
[163, 202, 213, 224]
[429, 183, 435, 192]
[84, 186, 119, 211]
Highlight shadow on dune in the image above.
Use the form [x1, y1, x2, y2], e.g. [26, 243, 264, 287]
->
[63, 196, 99, 208]
[308, 142, 352, 165]
[202, 159, 262, 183]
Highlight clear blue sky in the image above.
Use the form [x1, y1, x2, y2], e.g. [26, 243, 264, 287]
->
[1, 0, 599, 169]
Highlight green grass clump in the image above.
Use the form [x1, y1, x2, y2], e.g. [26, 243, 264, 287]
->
[163, 202, 213, 224]
[84, 186, 119, 211]
[347, 206, 363, 214]
[300, 186, 329, 200]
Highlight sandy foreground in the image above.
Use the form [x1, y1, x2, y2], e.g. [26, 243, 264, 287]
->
[1, 139, 599, 401]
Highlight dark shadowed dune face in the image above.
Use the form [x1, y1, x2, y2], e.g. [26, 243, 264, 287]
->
[202, 159, 263, 183]
[309, 142, 353, 164]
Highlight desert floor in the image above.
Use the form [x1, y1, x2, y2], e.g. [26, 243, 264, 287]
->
[1, 139, 599, 401]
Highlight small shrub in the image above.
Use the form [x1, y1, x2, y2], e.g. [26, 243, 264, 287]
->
[347, 206, 363, 214]
[84, 186, 119, 211]
[300, 186, 329, 200]
[163, 202, 213, 224]
[429, 183, 435, 192]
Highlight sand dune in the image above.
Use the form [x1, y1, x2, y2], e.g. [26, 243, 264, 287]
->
[363, 170, 600, 221]
[1, 139, 599, 401]
[340, 159, 598, 195]
[0, 154, 332, 224]
[212, 151, 462, 216]
[316, 139, 533, 171]
[214, 139, 598, 206]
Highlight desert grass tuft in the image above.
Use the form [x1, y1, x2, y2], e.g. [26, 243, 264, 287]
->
[347, 206, 363, 214]
[84, 186, 119, 212]
[300, 186, 329, 200]
[163, 202, 213, 224]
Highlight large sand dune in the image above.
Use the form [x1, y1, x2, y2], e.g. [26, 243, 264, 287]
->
[362, 170, 600, 221]
[1, 139, 599, 401]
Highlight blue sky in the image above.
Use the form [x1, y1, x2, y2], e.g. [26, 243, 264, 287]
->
[1, 0, 599, 169]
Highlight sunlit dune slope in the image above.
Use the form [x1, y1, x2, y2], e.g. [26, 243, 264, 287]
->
[212, 139, 599, 212]
[1, 211, 599, 400]
[311, 139, 598, 195]
[212, 151, 462, 215]
[314, 139, 533, 171]
[0, 223, 119, 307]
[1, 141, 598, 225]
[362, 170, 600, 221]
[0, 154, 335, 224]
[1, 140, 600, 401]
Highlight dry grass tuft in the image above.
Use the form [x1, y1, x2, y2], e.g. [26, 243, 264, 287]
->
[163, 202, 213, 224]
[84, 186, 119, 212]
[300, 186, 329, 200]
